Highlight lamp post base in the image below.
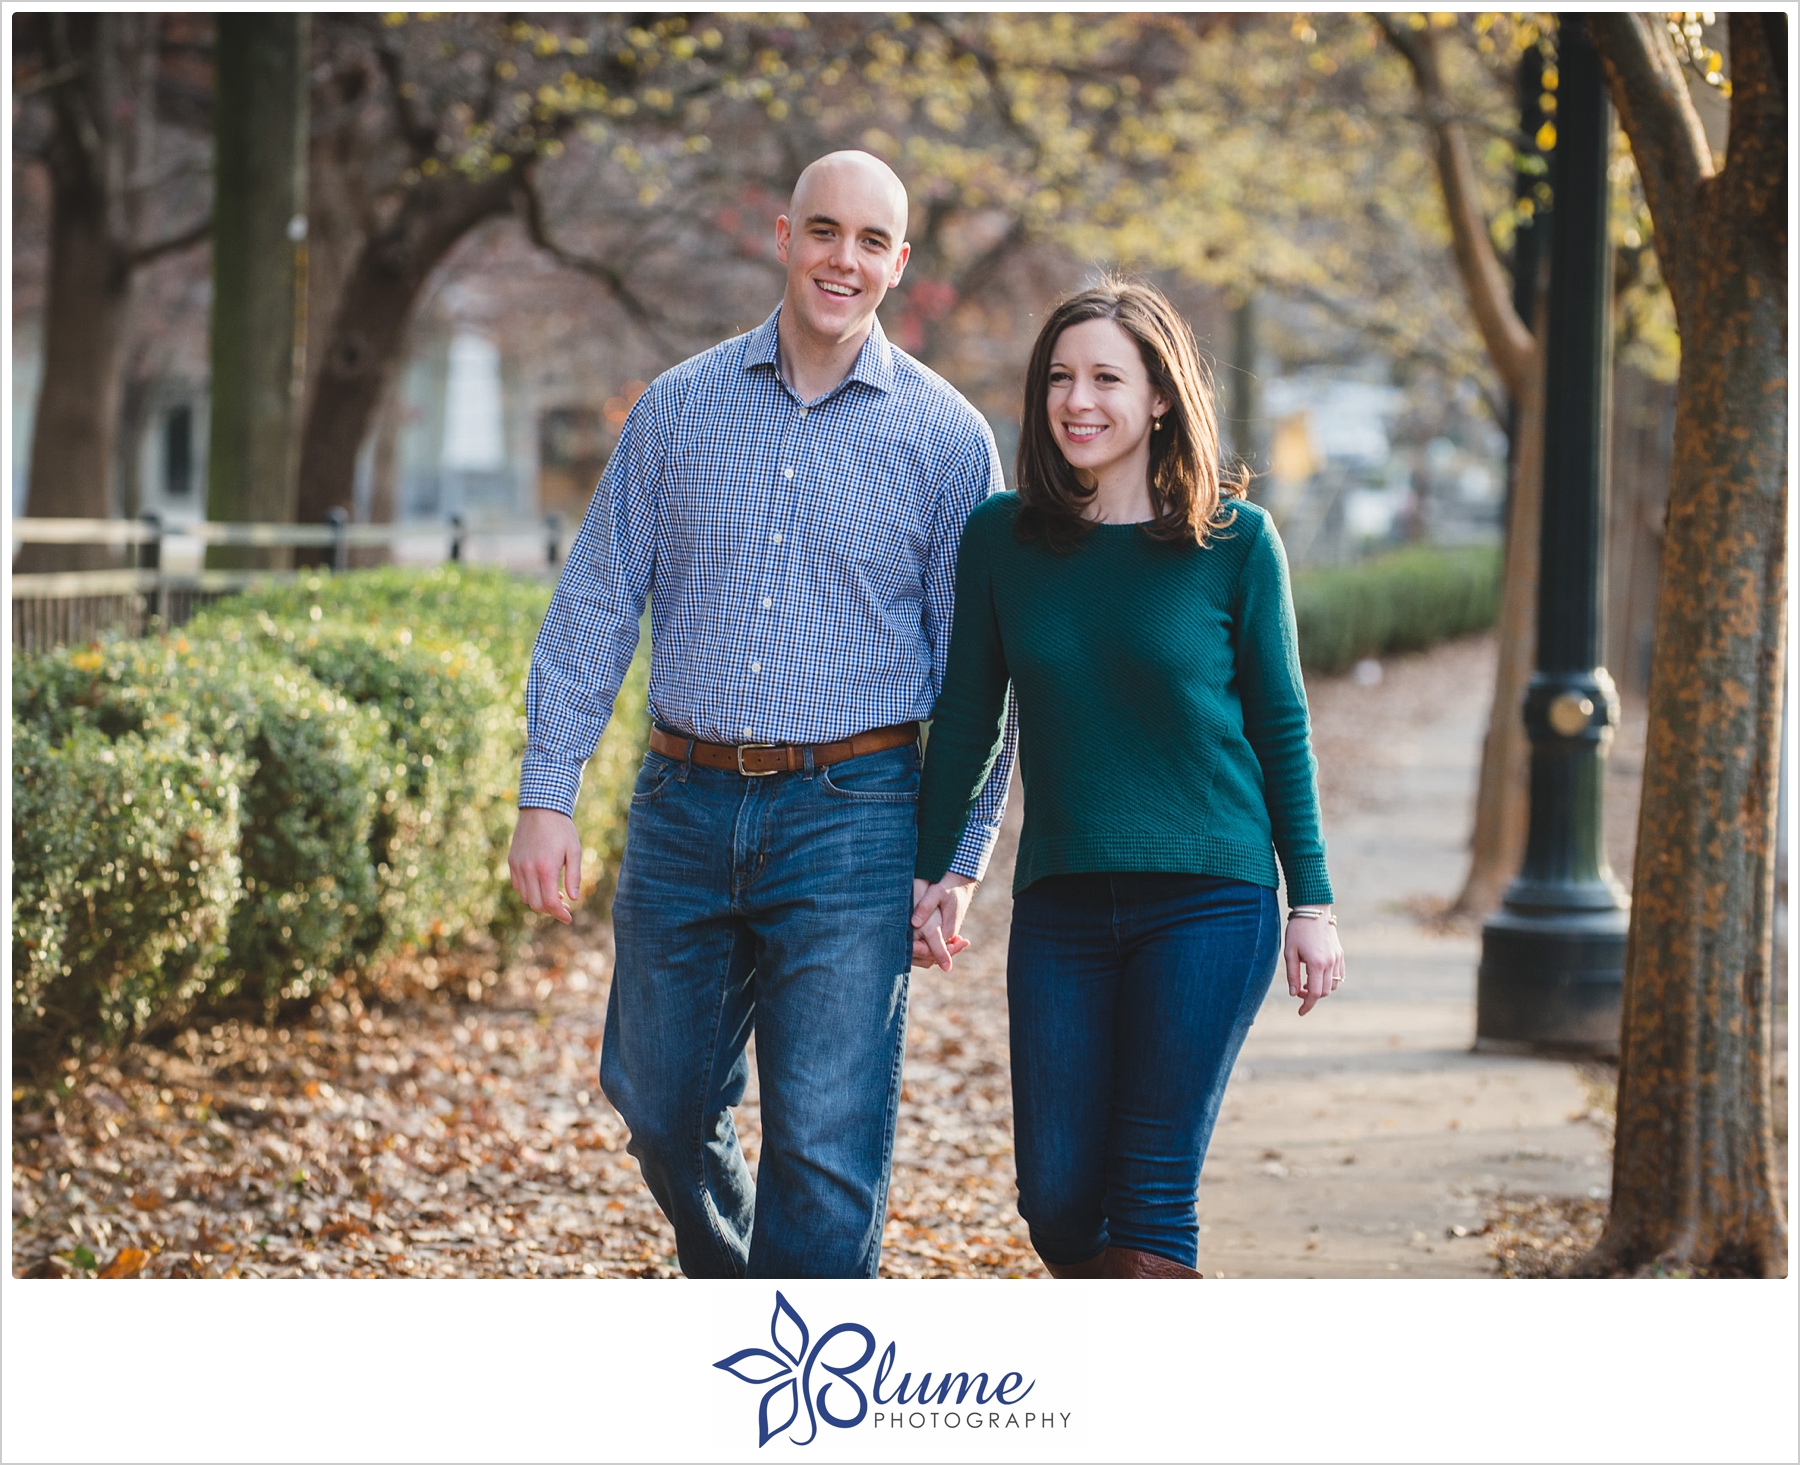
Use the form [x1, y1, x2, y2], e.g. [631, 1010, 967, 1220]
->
[1476, 904, 1628, 1055]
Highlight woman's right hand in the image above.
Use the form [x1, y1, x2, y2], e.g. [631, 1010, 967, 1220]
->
[1285, 909, 1344, 1015]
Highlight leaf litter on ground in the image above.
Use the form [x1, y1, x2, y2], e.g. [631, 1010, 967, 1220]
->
[12, 886, 1040, 1279]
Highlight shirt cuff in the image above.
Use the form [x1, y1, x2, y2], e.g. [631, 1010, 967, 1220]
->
[946, 820, 1003, 882]
[517, 759, 582, 819]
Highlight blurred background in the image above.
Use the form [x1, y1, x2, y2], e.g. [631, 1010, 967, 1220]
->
[10, 11, 1698, 692]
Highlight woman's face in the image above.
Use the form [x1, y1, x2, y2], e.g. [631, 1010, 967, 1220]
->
[1045, 317, 1170, 482]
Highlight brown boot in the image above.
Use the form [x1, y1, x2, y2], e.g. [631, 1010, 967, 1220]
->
[1101, 1246, 1204, 1278]
[1041, 1249, 1108, 1279]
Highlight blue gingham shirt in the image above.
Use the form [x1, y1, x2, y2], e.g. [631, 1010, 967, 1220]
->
[522, 307, 1016, 879]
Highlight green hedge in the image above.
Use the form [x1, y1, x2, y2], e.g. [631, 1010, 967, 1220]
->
[12, 566, 650, 1064]
[1292, 545, 1502, 675]
[14, 636, 387, 1012]
[183, 566, 650, 896]
[213, 614, 519, 956]
[12, 719, 242, 1062]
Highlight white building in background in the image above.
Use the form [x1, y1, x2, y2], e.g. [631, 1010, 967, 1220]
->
[1259, 371, 1504, 564]
[133, 381, 209, 526]
[394, 326, 538, 522]
[442, 332, 508, 477]
[1262, 374, 1409, 562]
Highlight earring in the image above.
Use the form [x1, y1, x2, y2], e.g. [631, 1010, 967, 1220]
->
[1153, 416, 1164, 432]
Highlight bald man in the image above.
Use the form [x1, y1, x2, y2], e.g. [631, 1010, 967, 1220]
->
[510, 151, 1016, 1278]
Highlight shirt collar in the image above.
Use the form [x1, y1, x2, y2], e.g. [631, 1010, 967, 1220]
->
[743, 305, 897, 400]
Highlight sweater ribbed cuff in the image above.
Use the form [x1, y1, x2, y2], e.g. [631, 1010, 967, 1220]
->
[1281, 854, 1334, 909]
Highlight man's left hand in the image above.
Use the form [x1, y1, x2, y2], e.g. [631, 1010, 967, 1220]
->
[911, 874, 978, 970]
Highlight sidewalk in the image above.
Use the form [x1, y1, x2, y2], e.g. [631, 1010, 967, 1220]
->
[922, 633, 1627, 1279]
[1194, 635, 1623, 1276]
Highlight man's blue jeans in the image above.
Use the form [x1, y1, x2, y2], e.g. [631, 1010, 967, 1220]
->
[600, 740, 919, 1278]
[1007, 872, 1279, 1270]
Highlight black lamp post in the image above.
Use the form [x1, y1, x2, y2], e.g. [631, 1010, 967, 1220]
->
[1476, 15, 1629, 1054]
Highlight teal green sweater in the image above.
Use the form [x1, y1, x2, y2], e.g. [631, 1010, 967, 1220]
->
[916, 494, 1334, 904]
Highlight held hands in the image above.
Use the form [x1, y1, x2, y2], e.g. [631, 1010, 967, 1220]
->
[1285, 907, 1345, 1016]
[509, 807, 584, 924]
[911, 873, 978, 970]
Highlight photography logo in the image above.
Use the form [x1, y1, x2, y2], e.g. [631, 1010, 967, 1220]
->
[713, 1291, 1065, 1447]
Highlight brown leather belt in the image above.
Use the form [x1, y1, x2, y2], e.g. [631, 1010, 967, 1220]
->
[647, 721, 920, 777]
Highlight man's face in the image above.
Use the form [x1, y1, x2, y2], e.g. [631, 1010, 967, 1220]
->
[776, 159, 910, 347]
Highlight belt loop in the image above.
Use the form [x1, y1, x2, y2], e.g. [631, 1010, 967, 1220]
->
[682, 736, 695, 779]
[802, 743, 815, 776]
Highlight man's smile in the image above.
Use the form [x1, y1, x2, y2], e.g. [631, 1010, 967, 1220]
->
[815, 278, 859, 298]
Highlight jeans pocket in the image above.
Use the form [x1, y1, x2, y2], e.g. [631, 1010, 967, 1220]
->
[817, 747, 921, 803]
[629, 752, 677, 806]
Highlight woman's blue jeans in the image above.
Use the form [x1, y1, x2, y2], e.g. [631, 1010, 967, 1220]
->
[600, 741, 918, 1279]
[1007, 872, 1279, 1270]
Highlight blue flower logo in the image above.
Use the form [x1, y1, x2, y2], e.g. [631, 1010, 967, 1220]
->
[714, 1293, 875, 1447]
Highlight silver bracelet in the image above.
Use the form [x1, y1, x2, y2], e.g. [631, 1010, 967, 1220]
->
[1287, 907, 1337, 926]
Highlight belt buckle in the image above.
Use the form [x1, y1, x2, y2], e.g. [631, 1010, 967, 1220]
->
[736, 741, 781, 777]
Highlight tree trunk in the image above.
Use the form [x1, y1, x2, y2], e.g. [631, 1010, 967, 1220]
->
[349, 381, 403, 567]
[292, 174, 516, 529]
[1453, 335, 1544, 917]
[1581, 13, 1787, 1277]
[1228, 291, 1264, 498]
[205, 15, 308, 566]
[19, 156, 129, 570]
[17, 15, 157, 571]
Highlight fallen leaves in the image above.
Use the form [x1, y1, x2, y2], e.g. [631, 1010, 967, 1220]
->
[98, 1247, 149, 1279]
[9, 902, 1042, 1280]
[10, 896, 1100, 1282]
[1483, 1193, 1608, 1278]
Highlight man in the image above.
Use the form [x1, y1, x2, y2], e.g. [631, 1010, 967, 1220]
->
[509, 151, 1012, 1278]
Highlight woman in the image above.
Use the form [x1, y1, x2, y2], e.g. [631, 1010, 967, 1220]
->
[912, 279, 1344, 1280]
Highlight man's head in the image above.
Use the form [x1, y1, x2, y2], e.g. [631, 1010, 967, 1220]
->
[776, 151, 911, 350]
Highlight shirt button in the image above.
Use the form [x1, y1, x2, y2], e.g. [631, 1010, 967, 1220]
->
[742, 726, 753, 740]
[761, 597, 772, 610]
[772, 532, 783, 545]
[799, 407, 809, 418]
[783, 468, 794, 480]
[750, 661, 762, 675]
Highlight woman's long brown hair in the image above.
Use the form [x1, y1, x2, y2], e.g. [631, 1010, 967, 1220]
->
[1014, 277, 1245, 552]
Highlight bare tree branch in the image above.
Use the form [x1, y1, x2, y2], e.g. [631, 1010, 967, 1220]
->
[1288, 274, 1501, 416]
[1375, 14, 1535, 400]
[513, 172, 687, 357]
[369, 22, 440, 161]
[1589, 13, 1713, 317]
[123, 214, 212, 271]
[13, 58, 86, 100]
